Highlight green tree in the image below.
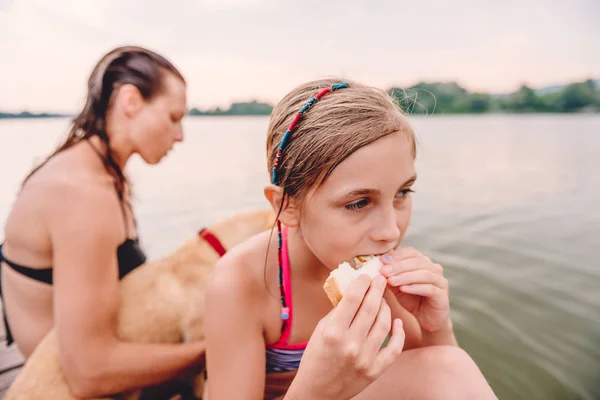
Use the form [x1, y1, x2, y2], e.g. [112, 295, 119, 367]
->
[501, 85, 547, 112]
[227, 101, 272, 115]
[389, 82, 468, 114]
[465, 93, 492, 113]
[557, 80, 598, 112]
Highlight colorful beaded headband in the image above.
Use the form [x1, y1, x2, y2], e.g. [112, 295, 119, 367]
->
[271, 82, 349, 186]
[271, 82, 349, 325]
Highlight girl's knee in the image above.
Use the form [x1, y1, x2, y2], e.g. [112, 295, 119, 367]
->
[419, 346, 497, 399]
[429, 345, 476, 370]
[410, 345, 470, 368]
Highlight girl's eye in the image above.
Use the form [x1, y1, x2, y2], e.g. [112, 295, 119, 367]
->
[397, 188, 415, 198]
[345, 189, 414, 212]
[345, 198, 370, 211]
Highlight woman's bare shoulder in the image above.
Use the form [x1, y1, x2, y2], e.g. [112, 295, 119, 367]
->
[13, 149, 124, 240]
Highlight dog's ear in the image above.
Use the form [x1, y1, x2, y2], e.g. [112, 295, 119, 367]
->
[264, 184, 300, 228]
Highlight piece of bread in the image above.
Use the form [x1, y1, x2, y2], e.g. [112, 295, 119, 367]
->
[323, 256, 383, 306]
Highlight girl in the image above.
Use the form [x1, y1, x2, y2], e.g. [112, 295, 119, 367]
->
[205, 79, 496, 399]
[0, 46, 205, 398]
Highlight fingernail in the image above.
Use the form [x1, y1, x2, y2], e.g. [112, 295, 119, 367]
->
[383, 255, 393, 263]
[395, 318, 404, 329]
[381, 266, 392, 276]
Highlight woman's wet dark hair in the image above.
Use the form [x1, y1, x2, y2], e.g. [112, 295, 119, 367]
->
[24, 45, 185, 200]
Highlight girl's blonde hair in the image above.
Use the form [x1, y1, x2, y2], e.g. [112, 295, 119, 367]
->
[267, 78, 417, 202]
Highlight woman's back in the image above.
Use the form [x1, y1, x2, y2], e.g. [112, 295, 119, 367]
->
[1, 137, 139, 356]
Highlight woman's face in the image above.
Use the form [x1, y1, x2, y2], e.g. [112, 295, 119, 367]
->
[298, 131, 417, 270]
[130, 72, 187, 164]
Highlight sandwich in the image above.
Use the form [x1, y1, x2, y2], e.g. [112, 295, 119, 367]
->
[323, 255, 383, 306]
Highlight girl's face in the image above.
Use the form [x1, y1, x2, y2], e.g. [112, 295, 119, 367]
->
[299, 131, 416, 270]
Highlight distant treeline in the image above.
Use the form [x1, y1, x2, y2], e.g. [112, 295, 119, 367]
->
[0, 111, 67, 119]
[2, 79, 598, 118]
[188, 100, 273, 116]
[187, 79, 599, 116]
[388, 79, 600, 114]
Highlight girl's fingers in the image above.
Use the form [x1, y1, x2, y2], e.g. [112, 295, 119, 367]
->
[331, 274, 372, 327]
[349, 275, 387, 337]
[368, 318, 405, 379]
[360, 299, 392, 362]
[387, 269, 448, 289]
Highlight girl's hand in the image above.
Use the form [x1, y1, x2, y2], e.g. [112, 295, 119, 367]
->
[380, 248, 450, 334]
[286, 275, 405, 400]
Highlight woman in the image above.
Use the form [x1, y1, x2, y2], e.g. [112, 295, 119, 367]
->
[0, 46, 205, 398]
[204, 79, 498, 399]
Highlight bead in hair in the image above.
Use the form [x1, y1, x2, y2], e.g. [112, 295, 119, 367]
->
[272, 83, 349, 326]
[271, 82, 349, 185]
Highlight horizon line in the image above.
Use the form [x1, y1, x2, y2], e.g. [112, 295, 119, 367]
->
[2, 76, 598, 115]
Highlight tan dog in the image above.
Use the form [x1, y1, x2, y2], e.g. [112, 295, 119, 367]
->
[5, 209, 275, 400]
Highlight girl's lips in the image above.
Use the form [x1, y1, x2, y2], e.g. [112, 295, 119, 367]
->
[356, 251, 391, 260]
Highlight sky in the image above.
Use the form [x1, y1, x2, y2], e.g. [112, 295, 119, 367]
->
[0, 0, 598, 113]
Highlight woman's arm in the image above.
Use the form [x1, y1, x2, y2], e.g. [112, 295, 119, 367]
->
[48, 183, 204, 398]
[204, 255, 268, 400]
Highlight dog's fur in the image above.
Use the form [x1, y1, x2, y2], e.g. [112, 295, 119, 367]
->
[5, 209, 275, 400]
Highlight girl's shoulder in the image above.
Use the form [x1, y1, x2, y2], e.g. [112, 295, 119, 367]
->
[206, 229, 278, 310]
